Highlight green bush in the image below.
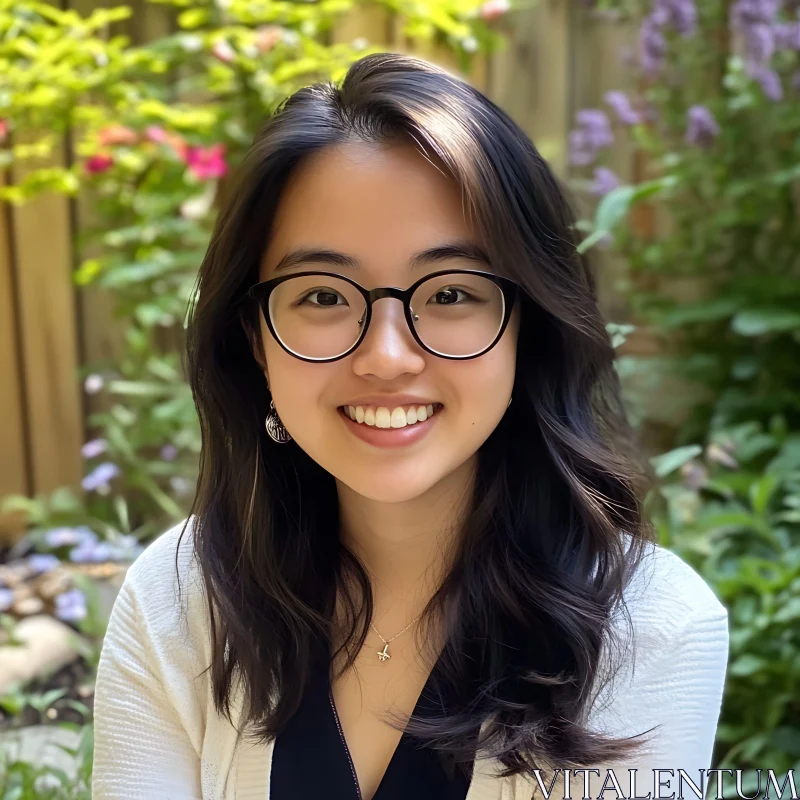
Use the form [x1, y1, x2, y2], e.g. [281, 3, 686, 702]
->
[574, 0, 800, 784]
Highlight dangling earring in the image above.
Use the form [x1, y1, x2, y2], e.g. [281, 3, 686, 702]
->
[265, 399, 292, 443]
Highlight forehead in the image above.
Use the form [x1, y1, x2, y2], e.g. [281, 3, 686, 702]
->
[260, 141, 477, 279]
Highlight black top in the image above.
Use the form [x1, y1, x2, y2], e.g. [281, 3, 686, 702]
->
[270, 651, 476, 799]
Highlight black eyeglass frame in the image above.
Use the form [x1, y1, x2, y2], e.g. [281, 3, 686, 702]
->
[246, 268, 520, 363]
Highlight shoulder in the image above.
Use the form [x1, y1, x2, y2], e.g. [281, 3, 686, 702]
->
[587, 537, 729, 726]
[116, 515, 211, 660]
[618, 537, 728, 643]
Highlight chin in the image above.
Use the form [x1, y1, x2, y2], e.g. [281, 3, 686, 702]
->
[337, 466, 449, 504]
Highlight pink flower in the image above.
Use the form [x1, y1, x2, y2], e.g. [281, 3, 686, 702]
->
[145, 126, 188, 159]
[0, 119, 8, 143]
[84, 154, 114, 174]
[97, 124, 138, 147]
[480, 0, 511, 21]
[212, 40, 236, 63]
[254, 25, 284, 53]
[184, 144, 228, 181]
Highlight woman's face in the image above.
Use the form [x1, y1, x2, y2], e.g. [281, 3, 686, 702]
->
[256, 141, 519, 504]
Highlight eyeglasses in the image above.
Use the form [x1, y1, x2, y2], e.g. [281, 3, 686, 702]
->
[246, 269, 520, 363]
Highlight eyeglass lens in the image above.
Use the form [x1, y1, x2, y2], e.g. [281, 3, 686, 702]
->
[266, 273, 506, 359]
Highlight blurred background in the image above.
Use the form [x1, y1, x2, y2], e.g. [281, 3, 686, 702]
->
[1, 0, 799, 796]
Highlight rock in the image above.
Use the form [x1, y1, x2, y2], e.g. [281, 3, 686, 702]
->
[0, 725, 82, 779]
[33, 567, 73, 601]
[11, 595, 45, 616]
[0, 615, 84, 693]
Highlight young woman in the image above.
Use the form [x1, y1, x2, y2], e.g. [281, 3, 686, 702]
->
[92, 53, 729, 800]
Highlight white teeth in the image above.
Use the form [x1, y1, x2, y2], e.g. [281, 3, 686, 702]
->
[342, 404, 440, 427]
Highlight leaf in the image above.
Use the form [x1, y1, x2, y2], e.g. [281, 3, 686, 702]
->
[773, 597, 800, 623]
[732, 309, 800, 336]
[749, 473, 779, 516]
[729, 654, 765, 676]
[650, 445, 703, 478]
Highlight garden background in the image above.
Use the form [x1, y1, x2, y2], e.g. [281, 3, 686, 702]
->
[1, 0, 799, 796]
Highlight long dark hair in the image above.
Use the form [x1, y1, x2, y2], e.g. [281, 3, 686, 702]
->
[183, 51, 656, 779]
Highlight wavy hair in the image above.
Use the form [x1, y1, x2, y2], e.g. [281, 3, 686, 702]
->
[183, 51, 657, 779]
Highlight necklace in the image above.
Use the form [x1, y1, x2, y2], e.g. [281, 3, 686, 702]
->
[370, 612, 423, 662]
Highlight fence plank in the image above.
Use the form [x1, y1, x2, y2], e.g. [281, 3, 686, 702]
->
[0, 172, 29, 544]
[10, 133, 83, 504]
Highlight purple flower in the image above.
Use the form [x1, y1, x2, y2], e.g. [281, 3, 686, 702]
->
[639, 13, 668, 73]
[160, 444, 178, 461]
[27, 553, 61, 574]
[749, 63, 783, 100]
[81, 462, 120, 493]
[81, 438, 108, 459]
[589, 167, 621, 196]
[69, 540, 114, 563]
[604, 91, 641, 125]
[0, 587, 13, 613]
[568, 110, 614, 166]
[55, 588, 87, 623]
[685, 105, 721, 147]
[744, 23, 776, 62]
[774, 22, 800, 51]
[575, 110, 615, 148]
[731, 0, 779, 27]
[655, 0, 697, 36]
[44, 526, 97, 548]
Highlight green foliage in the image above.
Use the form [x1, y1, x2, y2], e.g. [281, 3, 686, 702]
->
[652, 421, 800, 780]
[578, 3, 800, 439]
[0, 725, 93, 799]
[573, 0, 800, 782]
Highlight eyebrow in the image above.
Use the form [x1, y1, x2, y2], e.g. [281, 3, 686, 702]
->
[272, 241, 492, 272]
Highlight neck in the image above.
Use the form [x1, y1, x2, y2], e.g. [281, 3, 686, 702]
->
[335, 457, 476, 618]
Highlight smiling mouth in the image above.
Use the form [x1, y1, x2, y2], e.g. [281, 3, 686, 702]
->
[338, 403, 443, 428]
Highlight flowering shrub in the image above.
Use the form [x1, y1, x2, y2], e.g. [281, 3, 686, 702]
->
[573, 0, 800, 777]
[576, 0, 800, 436]
[0, 0, 510, 546]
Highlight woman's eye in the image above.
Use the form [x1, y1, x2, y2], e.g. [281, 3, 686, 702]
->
[430, 287, 472, 305]
[299, 289, 346, 307]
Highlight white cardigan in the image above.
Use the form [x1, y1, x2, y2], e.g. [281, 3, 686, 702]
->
[92, 518, 729, 800]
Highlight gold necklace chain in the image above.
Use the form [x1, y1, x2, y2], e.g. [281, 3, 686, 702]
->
[369, 612, 423, 662]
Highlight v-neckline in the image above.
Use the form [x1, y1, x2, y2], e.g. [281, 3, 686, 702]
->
[325, 656, 441, 800]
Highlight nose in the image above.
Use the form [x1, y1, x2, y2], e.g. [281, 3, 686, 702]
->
[350, 297, 426, 379]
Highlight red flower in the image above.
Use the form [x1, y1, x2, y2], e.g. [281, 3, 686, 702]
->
[84, 154, 114, 174]
[97, 124, 139, 147]
[184, 144, 228, 181]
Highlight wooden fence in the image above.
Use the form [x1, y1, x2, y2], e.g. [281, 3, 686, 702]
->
[0, 0, 637, 541]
